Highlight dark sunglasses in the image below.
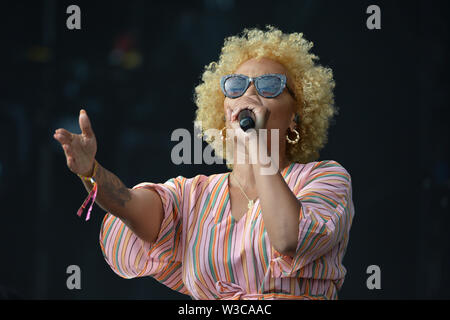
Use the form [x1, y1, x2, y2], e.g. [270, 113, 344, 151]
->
[220, 73, 294, 99]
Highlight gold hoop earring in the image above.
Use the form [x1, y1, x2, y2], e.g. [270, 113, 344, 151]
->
[286, 128, 300, 144]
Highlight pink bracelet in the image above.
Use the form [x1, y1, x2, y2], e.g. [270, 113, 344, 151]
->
[76, 160, 99, 221]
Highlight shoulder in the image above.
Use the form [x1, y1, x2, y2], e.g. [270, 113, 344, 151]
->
[133, 171, 228, 193]
[289, 160, 352, 196]
[189, 171, 229, 194]
[292, 160, 351, 179]
[164, 171, 229, 196]
[176, 171, 228, 185]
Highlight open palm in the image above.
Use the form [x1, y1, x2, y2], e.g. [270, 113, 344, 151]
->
[53, 109, 97, 177]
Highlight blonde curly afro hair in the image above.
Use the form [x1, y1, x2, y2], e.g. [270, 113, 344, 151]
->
[194, 25, 338, 170]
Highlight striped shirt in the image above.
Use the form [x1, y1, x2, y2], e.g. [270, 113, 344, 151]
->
[99, 160, 355, 300]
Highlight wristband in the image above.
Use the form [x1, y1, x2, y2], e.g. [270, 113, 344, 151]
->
[76, 160, 99, 221]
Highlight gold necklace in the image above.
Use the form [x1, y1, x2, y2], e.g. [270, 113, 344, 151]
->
[230, 173, 256, 209]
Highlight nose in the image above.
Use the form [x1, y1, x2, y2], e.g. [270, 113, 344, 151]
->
[243, 80, 258, 97]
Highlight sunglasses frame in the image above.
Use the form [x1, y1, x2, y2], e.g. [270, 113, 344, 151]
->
[220, 73, 294, 99]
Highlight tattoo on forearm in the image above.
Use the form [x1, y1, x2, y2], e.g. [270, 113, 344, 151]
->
[97, 165, 132, 208]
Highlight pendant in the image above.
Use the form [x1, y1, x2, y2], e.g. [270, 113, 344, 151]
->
[248, 200, 254, 209]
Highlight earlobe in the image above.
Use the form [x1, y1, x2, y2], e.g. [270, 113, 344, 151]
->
[289, 113, 300, 130]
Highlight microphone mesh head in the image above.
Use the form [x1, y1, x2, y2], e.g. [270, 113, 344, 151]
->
[238, 109, 255, 132]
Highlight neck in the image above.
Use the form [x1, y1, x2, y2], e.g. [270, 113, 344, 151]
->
[230, 154, 291, 191]
[228, 131, 291, 189]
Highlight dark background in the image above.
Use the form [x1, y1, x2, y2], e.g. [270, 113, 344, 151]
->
[0, 0, 448, 300]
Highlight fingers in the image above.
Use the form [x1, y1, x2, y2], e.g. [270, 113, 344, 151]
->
[66, 152, 76, 168]
[79, 109, 94, 138]
[52, 130, 78, 171]
[53, 128, 73, 145]
[61, 144, 75, 168]
[226, 108, 232, 123]
[229, 120, 241, 132]
[230, 105, 246, 122]
[62, 144, 72, 159]
[230, 102, 264, 122]
[230, 104, 267, 130]
[53, 129, 75, 161]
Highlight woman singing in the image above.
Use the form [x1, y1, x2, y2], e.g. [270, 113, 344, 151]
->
[53, 26, 355, 300]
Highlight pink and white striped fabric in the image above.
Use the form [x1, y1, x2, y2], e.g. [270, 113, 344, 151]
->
[99, 160, 355, 299]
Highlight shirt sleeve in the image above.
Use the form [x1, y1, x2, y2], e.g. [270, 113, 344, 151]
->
[99, 176, 189, 295]
[270, 160, 355, 278]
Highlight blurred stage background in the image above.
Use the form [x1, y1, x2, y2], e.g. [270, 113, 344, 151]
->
[0, 0, 449, 299]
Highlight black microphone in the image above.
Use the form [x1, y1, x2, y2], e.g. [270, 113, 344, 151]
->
[238, 109, 255, 132]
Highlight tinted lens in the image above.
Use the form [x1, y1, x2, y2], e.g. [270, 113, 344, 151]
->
[256, 76, 282, 97]
[224, 76, 247, 98]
